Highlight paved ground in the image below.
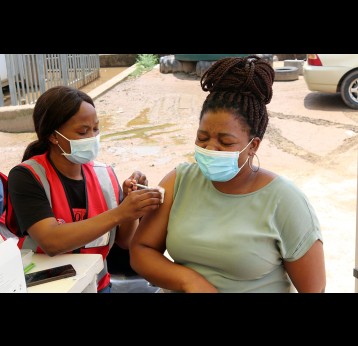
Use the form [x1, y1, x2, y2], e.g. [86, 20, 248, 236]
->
[1, 62, 357, 292]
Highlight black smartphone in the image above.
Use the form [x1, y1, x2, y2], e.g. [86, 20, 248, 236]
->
[25, 264, 77, 287]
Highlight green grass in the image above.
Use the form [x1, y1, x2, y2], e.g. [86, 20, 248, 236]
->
[130, 54, 159, 78]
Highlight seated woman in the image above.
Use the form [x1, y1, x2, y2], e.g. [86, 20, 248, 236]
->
[7, 86, 162, 292]
[129, 56, 326, 293]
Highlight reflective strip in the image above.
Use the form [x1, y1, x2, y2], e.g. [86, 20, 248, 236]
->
[22, 159, 52, 208]
[21, 236, 39, 252]
[92, 162, 117, 210]
[20, 160, 53, 251]
[92, 162, 118, 249]
[98, 260, 108, 286]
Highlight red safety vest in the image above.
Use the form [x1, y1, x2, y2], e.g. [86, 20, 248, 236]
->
[0, 172, 7, 225]
[9, 154, 121, 291]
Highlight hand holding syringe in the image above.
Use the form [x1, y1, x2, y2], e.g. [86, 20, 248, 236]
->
[135, 183, 165, 203]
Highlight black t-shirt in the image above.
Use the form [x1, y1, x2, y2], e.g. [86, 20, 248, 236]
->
[8, 165, 86, 235]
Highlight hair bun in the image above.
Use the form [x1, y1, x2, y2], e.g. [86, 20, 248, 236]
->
[200, 55, 274, 105]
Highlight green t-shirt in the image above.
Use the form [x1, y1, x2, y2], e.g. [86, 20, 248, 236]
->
[166, 162, 323, 293]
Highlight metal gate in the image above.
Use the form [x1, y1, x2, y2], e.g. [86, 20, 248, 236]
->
[0, 54, 100, 107]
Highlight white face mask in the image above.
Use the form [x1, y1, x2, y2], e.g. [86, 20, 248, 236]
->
[55, 130, 100, 164]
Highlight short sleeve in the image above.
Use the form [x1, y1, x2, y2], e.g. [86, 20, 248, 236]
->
[8, 166, 54, 234]
[274, 178, 323, 261]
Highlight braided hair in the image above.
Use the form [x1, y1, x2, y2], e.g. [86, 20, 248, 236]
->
[200, 55, 274, 140]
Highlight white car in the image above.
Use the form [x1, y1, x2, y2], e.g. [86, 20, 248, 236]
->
[303, 54, 358, 109]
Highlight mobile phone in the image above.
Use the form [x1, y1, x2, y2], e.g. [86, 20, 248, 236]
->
[25, 264, 76, 287]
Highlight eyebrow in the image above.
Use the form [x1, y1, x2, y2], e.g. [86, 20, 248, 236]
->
[74, 124, 99, 131]
[197, 129, 238, 139]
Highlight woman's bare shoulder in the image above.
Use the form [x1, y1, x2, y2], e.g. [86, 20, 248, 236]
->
[255, 168, 279, 189]
[158, 168, 177, 186]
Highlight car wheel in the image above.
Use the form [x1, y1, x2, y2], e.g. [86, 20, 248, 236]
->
[340, 70, 358, 109]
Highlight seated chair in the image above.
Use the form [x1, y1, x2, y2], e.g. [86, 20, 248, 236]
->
[106, 243, 160, 293]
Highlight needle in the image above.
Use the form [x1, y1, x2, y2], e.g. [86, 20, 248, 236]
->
[135, 183, 150, 190]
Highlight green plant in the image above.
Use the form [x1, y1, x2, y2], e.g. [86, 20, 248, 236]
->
[130, 54, 159, 77]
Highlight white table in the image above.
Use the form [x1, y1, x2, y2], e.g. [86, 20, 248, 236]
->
[26, 253, 104, 293]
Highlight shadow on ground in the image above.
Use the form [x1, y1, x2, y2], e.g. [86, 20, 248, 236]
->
[304, 92, 356, 112]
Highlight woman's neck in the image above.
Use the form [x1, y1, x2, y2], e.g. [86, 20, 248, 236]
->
[48, 152, 83, 180]
[212, 167, 258, 194]
[212, 167, 276, 195]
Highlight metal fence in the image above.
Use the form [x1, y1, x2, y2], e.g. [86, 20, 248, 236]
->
[0, 54, 100, 107]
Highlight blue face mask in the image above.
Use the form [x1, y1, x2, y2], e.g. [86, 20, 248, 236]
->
[55, 130, 100, 164]
[194, 138, 253, 182]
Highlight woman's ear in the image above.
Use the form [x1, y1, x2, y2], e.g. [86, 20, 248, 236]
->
[250, 137, 261, 154]
[48, 132, 59, 145]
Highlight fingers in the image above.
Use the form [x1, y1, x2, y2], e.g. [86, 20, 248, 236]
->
[130, 189, 162, 204]
[124, 178, 138, 192]
[124, 171, 149, 196]
[130, 189, 163, 212]
[129, 171, 148, 186]
[118, 188, 163, 221]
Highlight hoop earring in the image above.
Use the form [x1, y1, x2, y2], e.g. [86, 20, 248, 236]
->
[249, 153, 260, 172]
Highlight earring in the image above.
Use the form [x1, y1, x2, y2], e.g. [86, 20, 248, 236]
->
[249, 153, 260, 172]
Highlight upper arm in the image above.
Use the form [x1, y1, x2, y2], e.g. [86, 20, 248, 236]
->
[130, 169, 176, 254]
[284, 240, 326, 293]
[26, 217, 62, 249]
